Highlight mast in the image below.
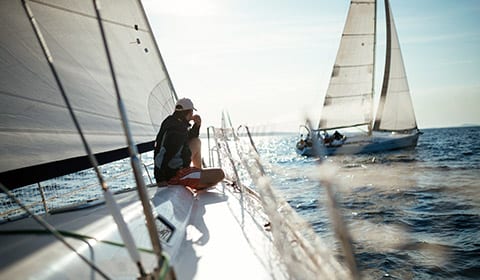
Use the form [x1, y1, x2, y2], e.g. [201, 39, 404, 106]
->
[368, 0, 378, 136]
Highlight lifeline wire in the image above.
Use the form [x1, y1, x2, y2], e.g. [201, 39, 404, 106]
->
[0, 183, 111, 280]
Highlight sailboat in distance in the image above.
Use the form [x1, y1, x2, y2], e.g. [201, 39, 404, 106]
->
[296, 0, 421, 156]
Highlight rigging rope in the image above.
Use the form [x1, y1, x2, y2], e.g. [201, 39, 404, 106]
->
[91, 0, 164, 265]
[305, 118, 359, 279]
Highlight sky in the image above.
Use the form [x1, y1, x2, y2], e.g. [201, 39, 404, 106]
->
[142, 0, 480, 132]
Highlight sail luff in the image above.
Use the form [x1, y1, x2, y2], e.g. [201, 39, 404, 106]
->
[318, 0, 376, 131]
[137, 0, 178, 102]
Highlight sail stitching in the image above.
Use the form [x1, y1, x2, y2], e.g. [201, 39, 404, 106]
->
[325, 93, 370, 99]
[342, 33, 375, 36]
[30, 0, 149, 31]
[0, 91, 156, 127]
[0, 128, 153, 136]
[333, 63, 374, 68]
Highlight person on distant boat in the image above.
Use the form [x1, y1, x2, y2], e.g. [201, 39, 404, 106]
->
[305, 134, 313, 147]
[333, 130, 344, 140]
[330, 130, 346, 146]
[323, 130, 329, 139]
[321, 130, 345, 146]
[154, 98, 224, 189]
[296, 134, 306, 150]
[322, 130, 332, 145]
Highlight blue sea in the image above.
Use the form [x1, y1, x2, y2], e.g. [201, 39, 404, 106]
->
[254, 126, 480, 279]
[1, 126, 478, 279]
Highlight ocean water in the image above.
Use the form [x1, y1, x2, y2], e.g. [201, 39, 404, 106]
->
[254, 126, 480, 279]
[1, 126, 478, 279]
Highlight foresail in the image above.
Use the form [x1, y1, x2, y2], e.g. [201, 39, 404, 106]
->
[319, 0, 376, 130]
[0, 0, 176, 188]
[374, 0, 417, 132]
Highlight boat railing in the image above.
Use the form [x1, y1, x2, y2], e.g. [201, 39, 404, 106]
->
[207, 124, 353, 279]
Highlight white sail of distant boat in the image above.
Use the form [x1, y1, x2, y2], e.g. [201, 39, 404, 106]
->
[0, 1, 353, 279]
[296, 0, 421, 156]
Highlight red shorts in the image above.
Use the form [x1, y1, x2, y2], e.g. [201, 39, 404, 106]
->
[168, 167, 202, 189]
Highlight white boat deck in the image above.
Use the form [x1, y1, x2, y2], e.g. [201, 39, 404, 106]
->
[0, 183, 288, 279]
[174, 185, 286, 279]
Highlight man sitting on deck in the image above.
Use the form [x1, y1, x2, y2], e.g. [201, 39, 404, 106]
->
[153, 98, 224, 190]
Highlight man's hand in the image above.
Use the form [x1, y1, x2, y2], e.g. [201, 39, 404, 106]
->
[192, 114, 202, 126]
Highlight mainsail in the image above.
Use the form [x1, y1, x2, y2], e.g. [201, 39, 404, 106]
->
[373, 0, 417, 132]
[319, 0, 376, 130]
[0, 0, 177, 188]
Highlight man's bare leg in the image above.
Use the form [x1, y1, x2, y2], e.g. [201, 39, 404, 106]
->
[189, 137, 225, 188]
[189, 137, 202, 168]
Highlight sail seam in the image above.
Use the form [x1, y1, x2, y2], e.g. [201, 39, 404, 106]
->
[325, 93, 370, 99]
[0, 128, 154, 136]
[30, 0, 149, 31]
[352, 1, 375, 4]
[342, 33, 375, 36]
[334, 63, 374, 68]
[0, 91, 155, 127]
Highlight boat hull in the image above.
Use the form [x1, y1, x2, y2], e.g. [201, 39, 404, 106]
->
[296, 132, 420, 156]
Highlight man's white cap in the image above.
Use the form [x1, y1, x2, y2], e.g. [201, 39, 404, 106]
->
[175, 98, 197, 111]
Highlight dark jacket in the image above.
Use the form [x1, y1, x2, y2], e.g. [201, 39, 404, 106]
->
[153, 111, 200, 182]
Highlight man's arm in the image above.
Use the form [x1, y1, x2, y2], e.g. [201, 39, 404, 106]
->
[188, 114, 201, 139]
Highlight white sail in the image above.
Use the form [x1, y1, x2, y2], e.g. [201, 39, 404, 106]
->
[0, 0, 177, 188]
[319, 0, 376, 130]
[298, 0, 420, 156]
[374, 0, 417, 132]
